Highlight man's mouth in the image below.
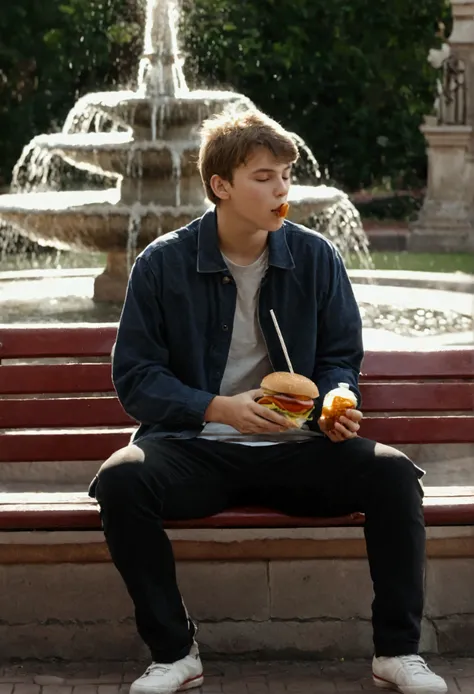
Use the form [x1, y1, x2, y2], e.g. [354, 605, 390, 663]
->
[272, 203, 290, 218]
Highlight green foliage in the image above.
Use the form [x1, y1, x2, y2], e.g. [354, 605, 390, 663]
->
[180, 0, 452, 190]
[0, 0, 142, 186]
[0, 0, 452, 192]
[353, 193, 424, 221]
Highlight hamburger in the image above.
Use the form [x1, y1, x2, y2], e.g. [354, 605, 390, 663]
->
[257, 372, 319, 428]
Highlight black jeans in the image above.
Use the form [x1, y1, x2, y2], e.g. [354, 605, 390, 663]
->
[90, 436, 425, 662]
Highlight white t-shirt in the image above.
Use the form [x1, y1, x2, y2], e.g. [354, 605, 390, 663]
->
[199, 248, 315, 446]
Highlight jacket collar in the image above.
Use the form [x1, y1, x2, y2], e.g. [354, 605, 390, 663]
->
[196, 207, 295, 273]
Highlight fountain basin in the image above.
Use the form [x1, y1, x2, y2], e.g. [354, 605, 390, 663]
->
[64, 90, 254, 139]
[0, 185, 347, 253]
[0, 189, 202, 251]
[1, 267, 472, 349]
[31, 133, 201, 178]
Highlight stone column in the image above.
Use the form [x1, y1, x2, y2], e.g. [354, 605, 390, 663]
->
[410, 0, 474, 251]
[94, 250, 130, 303]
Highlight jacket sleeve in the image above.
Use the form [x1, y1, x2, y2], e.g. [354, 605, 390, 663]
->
[112, 255, 215, 428]
[312, 244, 364, 420]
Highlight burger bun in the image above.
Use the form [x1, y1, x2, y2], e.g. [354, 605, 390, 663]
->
[260, 372, 319, 399]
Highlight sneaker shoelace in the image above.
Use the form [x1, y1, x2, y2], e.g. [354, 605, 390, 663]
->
[397, 655, 432, 675]
[142, 663, 174, 678]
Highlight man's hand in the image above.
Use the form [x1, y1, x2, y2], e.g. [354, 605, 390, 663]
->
[204, 389, 298, 435]
[318, 408, 363, 443]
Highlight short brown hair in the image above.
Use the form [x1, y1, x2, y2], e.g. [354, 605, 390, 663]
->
[198, 109, 299, 204]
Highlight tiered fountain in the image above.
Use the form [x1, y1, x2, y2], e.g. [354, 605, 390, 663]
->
[0, 0, 367, 303]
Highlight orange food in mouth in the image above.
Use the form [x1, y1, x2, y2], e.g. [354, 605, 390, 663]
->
[276, 202, 289, 218]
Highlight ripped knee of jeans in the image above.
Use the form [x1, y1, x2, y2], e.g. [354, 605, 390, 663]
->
[88, 445, 145, 498]
[99, 444, 145, 473]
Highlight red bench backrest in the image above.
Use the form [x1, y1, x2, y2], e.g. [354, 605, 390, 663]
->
[1, 325, 473, 462]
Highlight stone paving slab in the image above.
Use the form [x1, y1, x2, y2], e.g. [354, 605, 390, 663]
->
[1, 659, 473, 693]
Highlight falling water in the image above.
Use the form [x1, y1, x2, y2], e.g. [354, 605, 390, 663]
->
[11, 142, 57, 193]
[170, 147, 182, 207]
[138, 0, 189, 97]
[310, 199, 374, 269]
[290, 131, 321, 184]
[126, 204, 144, 272]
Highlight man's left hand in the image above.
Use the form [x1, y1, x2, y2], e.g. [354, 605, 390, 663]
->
[318, 408, 363, 443]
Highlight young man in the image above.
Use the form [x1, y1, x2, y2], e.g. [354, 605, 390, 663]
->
[89, 110, 447, 694]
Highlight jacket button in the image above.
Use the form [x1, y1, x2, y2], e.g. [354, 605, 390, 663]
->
[222, 275, 231, 284]
[221, 323, 229, 331]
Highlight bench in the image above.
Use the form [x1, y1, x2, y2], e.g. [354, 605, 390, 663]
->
[1, 324, 474, 661]
[1, 324, 473, 536]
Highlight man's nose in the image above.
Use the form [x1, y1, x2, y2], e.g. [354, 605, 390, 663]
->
[275, 177, 289, 196]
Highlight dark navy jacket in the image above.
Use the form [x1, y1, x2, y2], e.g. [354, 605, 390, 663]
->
[112, 208, 364, 441]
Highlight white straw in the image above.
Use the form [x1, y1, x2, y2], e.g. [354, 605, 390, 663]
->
[270, 309, 294, 373]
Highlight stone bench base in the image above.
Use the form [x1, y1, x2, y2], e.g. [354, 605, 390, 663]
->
[2, 526, 474, 661]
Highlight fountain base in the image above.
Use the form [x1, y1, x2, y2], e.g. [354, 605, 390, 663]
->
[93, 251, 129, 303]
[69, 185, 354, 302]
[1, 266, 472, 349]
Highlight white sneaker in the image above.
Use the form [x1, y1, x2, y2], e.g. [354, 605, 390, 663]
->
[373, 655, 447, 693]
[130, 641, 203, 694]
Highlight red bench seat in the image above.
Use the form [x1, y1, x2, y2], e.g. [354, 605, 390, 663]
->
[1, 487, 474, 531]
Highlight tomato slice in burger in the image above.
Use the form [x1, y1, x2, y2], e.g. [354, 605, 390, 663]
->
[259, 394, 313, 413]
[273, 397, 312, 413]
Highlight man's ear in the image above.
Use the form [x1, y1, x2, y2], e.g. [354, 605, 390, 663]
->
[210, 174, 231, 201]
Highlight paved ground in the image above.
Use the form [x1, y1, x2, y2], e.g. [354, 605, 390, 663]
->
[1, 658, 473, 693]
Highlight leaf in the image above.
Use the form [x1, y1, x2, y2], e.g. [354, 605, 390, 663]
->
[58, 4, 75, 15]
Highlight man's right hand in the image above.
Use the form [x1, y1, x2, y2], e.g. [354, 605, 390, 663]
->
[204, 389, 298, 434]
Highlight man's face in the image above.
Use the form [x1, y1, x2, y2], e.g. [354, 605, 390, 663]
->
[223, 147, 292, 231]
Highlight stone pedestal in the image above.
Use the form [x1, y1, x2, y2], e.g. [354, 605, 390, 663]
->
[409, 124, 474, 251]
[93, 250, 129, 303]
[411, 0, 474, 251]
